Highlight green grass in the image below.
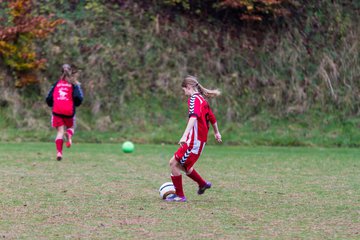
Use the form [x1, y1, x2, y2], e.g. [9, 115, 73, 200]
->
[2, 111, 360, 147]
[0, 142, 359, 239]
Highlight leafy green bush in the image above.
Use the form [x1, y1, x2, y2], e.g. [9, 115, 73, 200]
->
[159, 0, 294, 22]
[0, 0, 359, 146]
[0, 0, 64, 87]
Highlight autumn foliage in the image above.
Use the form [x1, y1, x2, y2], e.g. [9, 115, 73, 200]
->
[0, 0, 64, 87]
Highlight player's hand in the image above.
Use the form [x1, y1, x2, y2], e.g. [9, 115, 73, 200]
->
[178, 136, 187, 146]
[72, 80, 81, 85]
[215, 132, 222, 143]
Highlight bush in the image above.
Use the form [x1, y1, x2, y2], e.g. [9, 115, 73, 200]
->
[159, 0, 293, 22]
[0, 0, 64, 87]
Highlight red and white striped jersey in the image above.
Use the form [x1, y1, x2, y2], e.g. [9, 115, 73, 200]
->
[186, 93, 217, 146]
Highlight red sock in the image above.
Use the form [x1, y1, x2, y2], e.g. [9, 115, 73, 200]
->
[187, 169, 206, 187]
[66, 129, 74, 137]
[171, 175, 185, 197]
[55, 139, 63, 153]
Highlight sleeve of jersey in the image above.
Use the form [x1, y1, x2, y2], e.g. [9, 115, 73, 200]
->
[45, 84, 55, 107]
[188, 96, 201, 118]
[208, 107, 217, 124]
[73, 85, 84, 107]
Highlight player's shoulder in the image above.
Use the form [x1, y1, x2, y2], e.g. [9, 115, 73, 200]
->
[52, 80, 60, 85]
[189, 93, 206, 103]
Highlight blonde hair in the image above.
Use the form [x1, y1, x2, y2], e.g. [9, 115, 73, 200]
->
[61, 64, 72, 80]
[61, 64, 80, 84]
[182, 75, 221, 98]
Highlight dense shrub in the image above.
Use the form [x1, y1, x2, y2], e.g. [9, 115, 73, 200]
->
[159, 0, 294, 22]
[0, 0, 64, 87]
[0, 0, 358, 145]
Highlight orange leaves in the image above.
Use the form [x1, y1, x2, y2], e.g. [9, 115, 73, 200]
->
[15, 72, 40, 88]
[0, 41, 17, 57]
[218, 0, 252, 9]
[9, 0, 32, 20]
[0, 27, 18, 41]
[0, 16, 65, 41]
[0, 0, 64, 87]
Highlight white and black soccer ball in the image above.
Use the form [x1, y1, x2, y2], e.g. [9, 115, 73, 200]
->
[159, 182, 176, 199]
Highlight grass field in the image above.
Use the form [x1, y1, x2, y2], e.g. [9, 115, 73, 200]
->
[0, 142, 359, 239]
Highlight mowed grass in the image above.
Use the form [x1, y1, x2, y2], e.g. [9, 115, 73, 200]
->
[0, 143, 359, 239]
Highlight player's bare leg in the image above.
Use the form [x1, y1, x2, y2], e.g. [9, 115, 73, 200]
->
[65, 127, 74, 148]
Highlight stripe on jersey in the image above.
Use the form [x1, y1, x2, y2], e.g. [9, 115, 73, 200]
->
[191, 120, 201, 154]
[191, 140, 201, 154]
[195, 95, 203, 104]
[187, 126, 194, 146]
[181, 121, 201, 166]
[189, 95, 196, 115]
[180, 149, 191, 166]
[189, 94, 204, 117]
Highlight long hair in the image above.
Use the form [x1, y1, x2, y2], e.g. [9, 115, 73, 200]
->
[61, 64, 79, 83]
[61, 64, 72, 80]
[182, 75, 221, 98]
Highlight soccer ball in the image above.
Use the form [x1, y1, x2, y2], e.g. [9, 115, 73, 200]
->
[122, 141, 134, 153]
[159, 182, 176, 199]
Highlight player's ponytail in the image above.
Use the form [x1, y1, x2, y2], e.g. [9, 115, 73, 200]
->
[60, 64, 81, 85]
[182, 75, 221, 98]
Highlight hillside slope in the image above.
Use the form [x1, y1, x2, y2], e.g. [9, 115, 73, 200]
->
[0, 1, 359, 146]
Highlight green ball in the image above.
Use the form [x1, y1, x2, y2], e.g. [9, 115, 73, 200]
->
[122, 141, 134, 153]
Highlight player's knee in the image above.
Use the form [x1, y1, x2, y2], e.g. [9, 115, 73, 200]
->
[57, 127, 64, 134]
[169, 157, 177, 169]
[169, 157, 174, 166]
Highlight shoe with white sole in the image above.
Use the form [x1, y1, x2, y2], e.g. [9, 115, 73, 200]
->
[165, 194, 187, 202]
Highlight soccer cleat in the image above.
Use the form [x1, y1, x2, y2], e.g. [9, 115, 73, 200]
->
[65, 132, 72, 148]
[165, 194, 187, 202]
[56, 152, 62, 161]
[198, 182, 212, 195]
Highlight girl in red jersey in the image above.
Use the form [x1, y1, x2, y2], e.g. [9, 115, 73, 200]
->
[46, 64, 84, 161]
[166, 75, 222, 202]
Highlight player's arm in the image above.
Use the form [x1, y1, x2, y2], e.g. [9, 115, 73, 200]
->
[45, 83, 56, 107]
[179, 117, 196, 145]
[73, 84, 84, 107]
[209, 108, 222, 143]
[179, 96, 201, 145]
[212, 122, 222, 143]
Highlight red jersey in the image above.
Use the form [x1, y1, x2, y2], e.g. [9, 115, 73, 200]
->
[52, 79, 74, 117]
[186, 93, 217, 144]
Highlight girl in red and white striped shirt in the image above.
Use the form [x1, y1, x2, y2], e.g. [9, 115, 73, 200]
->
[166, 75, 222, 202]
